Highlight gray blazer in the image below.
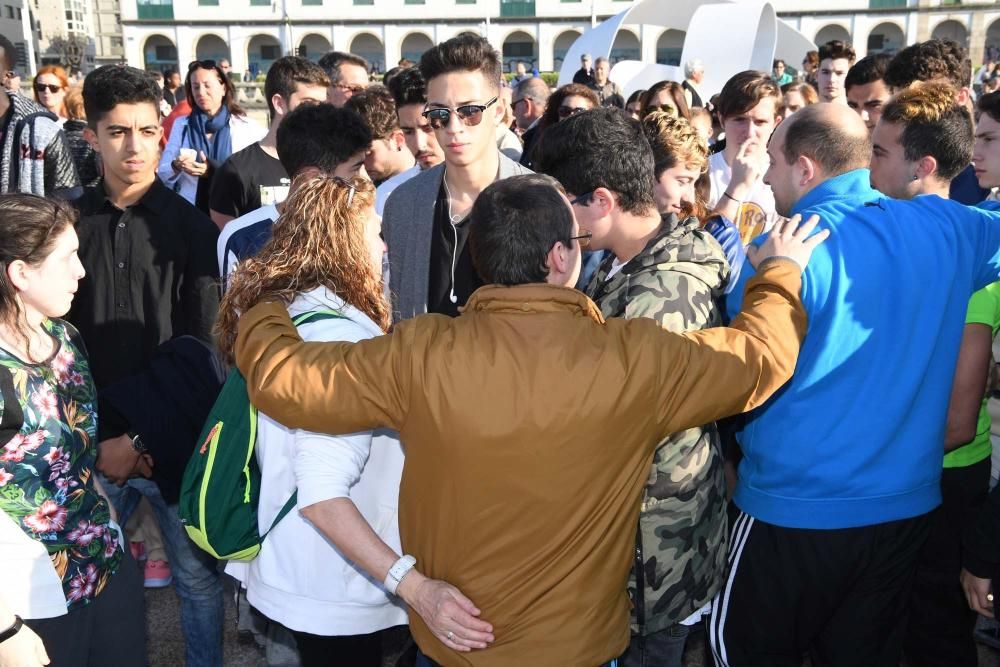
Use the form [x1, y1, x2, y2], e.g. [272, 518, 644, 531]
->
[382, 151, 533, 322]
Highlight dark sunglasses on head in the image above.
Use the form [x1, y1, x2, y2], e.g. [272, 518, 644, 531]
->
[557, 105, 589, 119]
[422, 96, 498, 129]
[188, 60, 217, 71]
[34, 83, 61, 94]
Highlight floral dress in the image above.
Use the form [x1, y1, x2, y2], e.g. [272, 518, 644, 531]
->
[0, 318, 122, 611]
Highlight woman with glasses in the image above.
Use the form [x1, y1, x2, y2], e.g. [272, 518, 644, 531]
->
[32, 66, 69, 124]
[157, 60, 265, 213]
[525, 83, 600, 169]
[0, 194, 144, 667]
[217, 175, 486, 665]
[639, 80, 691, 120]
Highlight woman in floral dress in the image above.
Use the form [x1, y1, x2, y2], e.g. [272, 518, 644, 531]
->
[0, 194, 144, 666]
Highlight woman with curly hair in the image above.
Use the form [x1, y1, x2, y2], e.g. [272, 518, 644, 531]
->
[217, 175, 489, 664]
[0, 194, 144, 667]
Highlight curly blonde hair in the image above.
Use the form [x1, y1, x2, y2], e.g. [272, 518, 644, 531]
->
[215, 175, 389, 363]
[641, 110, 709, 177]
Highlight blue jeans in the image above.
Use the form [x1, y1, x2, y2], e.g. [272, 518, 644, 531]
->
[102, 476, 225, 667]
[619, 623, 689, 667]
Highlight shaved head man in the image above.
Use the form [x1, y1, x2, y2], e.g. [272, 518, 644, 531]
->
[764, 102, 870, 216]
[710, 101, 1000, 667]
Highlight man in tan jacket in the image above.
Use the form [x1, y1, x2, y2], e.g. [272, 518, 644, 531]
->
[233, 174, 826, 666]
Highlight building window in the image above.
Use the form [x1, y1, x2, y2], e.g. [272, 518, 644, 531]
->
[500, 0, 533, 17]
[868, 0, 905, 8]
[136, 0, 173, 19]
[354, 0, 373, 4]
[302, 0, 322, 5]
[456, 0, 475, 4]
[111, 36, 122, 47]
[198, 0, 219, 5]
[404, 0, 425, 3]
[250, 0, 269, 6]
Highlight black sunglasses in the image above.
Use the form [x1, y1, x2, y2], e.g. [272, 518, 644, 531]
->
[568, 231, 592, 247]
[188, 59, 217, 71]
[34, 83, 61, 94]
[557, 105, 589, 119]
[569, 191, 594, 206]
[422, 97, 498, 129]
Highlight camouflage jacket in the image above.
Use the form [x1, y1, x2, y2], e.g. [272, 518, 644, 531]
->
[587, 213, 730, 635]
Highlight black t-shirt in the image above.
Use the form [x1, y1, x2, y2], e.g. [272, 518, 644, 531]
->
[208, 142, 289, 218]
[427, 183, 485, 317]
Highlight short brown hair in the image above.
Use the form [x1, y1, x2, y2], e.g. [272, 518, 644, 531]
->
[781, 105, 872, 175]
[419, 34, 502, 91]
[884, 39, 970, 92]
[977, 90, 1000, 124]
[318, 51, 369, 85]
[264, 56, 330, 118]
[641, 111, 708, 178]
[819, 40, 856, 66]
[345, 84, 398, 140]
[881, 81, 973, 181]
[803, 50, 819, 68]
[717, 70, 781, 120]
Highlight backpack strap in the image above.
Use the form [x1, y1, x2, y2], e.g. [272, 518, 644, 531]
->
[262, 490, 298, 539]
[260, 308, 347, 541]
[292, 308, 347, 327]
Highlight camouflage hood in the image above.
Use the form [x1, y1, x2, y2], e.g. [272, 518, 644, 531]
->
[587, 212, 730, 634]
[587, 214, 730, 321]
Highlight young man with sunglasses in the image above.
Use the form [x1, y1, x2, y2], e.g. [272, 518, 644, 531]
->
[318, 51, 370, 107]
[0, 34, 80, 198]
[537, 106, 730, 667]
[381, 34, 532, 321]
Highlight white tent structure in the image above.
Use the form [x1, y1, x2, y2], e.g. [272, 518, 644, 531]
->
[557, 0, 816, 99]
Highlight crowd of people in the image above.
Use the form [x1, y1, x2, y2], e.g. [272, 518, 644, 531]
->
[2, 25, 1000, 667]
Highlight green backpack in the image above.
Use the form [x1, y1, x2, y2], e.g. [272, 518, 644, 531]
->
[178, 309, 346, 561]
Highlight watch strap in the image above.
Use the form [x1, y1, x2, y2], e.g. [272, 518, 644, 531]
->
[0, 615, 22, 643]
[384, 555, 416, 595]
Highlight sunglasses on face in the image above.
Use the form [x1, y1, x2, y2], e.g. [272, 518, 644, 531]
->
[557, 105, 588, 119]
[568, 231, 592, 247]
[34, 83, 61, 94]
[511, 97, 527, 110]
[422, 97, 498, 129]
[569, 191, 594, 206]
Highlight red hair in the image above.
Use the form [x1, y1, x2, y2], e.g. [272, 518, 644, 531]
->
[34, 66, 70, 118]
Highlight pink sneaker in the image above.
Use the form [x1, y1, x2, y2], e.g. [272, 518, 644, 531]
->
[130, 541, 146, 563]
[144, 560, 172, 588]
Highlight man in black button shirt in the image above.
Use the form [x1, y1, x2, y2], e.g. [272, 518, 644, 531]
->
[208, 56, 330, 229]
[70, 65, 225, 667]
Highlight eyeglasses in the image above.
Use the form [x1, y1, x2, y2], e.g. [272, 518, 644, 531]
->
[333, 83, 366, 95]
[511, 97, 527, 110]
[422, 97, 498, 129]
[568, 231, 592, 247]
[188, 60, 216, 71]
[569, 191, 594, 207]
[647, 104, 677, 116]
[557, 105, 589, 119]
[34, 83, 61, 94]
